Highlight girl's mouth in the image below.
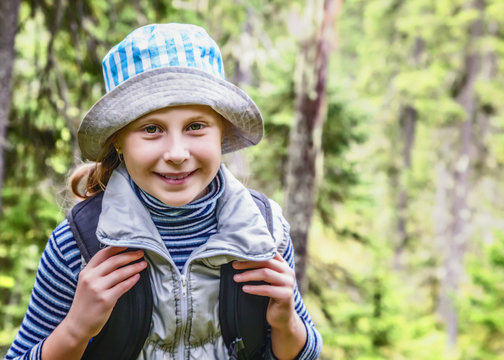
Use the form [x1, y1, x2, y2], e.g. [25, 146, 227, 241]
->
[155, 170, 196, 183]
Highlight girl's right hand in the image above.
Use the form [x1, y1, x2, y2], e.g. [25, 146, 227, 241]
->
[63, 246, 148, 342]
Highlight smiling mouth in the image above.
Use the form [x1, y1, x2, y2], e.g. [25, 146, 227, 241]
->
[155, 170, 196, 180]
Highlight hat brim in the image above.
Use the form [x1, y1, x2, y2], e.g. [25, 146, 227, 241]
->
[78, 67, 263, 161]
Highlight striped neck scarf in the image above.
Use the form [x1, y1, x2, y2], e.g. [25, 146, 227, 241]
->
[130, 169, 225, 272]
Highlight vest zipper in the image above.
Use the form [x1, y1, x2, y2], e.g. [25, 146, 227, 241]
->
[178, 250, 274, 358]
[95, 242, 274, 357]
[178, 273, 188, 360]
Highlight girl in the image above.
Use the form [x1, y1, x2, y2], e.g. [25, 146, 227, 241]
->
[5, 23, 322, 360]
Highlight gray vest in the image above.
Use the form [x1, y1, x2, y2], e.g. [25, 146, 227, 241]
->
[95, 165, 288, 359]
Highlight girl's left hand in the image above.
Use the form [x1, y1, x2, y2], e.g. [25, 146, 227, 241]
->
[232, 252, 307, 359]
[232, 252, 297, 329]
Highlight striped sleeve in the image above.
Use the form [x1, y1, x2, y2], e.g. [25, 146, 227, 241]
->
[5, 219, 81, 360]
[281, 233, 323, 359]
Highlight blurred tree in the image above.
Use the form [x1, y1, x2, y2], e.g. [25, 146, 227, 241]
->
[437, 0, 485, 349]
[285, 0, 341, 294]
[392, 36, 423, 270]
[327, 0, 504, 357]
[0, 0, 21, 213]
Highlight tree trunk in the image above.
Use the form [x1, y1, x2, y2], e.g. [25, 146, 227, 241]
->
[393, 36, 423, 269]
[437, 0, 484, 349]
[393, 105, 417, 269]
[232, 5, 254, 87]
[473, 20, 497, 170]
[0, 0, 21, 213]
[284, 0, 340, 294]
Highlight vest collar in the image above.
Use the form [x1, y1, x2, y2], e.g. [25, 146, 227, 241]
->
[96, 164, 276, 264]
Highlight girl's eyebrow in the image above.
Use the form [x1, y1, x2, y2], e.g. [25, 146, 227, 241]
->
[183, 115, 216, 122]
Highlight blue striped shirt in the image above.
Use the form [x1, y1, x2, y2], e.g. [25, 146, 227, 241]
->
[5, 174, 321, 359]
[130, 170, 224, 272]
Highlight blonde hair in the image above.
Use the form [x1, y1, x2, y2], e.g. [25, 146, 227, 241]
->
[69, 135, 121, 199]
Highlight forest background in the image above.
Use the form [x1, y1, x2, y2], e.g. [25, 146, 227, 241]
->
[1, 0, 504, 359]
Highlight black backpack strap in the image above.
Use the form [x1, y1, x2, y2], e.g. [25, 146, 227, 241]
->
[67, 189, 274, 360]
[248, 189, 274, 236]
[66, 193, 153, 360]
[220, 189, 274, 360]
[67, 192, 105, 262]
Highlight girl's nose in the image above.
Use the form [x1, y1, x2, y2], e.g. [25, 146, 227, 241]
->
[162, 138, 190, 164]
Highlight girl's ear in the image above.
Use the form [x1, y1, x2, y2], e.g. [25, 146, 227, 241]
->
[111, 143, 123, 162]
[112, 131, 124, 152]
[108, 131, 124, 160]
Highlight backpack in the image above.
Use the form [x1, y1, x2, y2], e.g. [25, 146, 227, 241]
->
[66, 189, 273, 360]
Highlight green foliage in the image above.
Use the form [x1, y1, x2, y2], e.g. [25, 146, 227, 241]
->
[307, 225, 446, 359]
[317, 90, 368, 232]
[0, 184, 62, 345]
[311, 0, 504, 358]
[463, 232, 504, 359]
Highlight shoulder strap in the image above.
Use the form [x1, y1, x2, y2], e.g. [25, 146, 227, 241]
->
[66, 193, 153, 360]
[248, 188, 274, 236]
[67, 189, 274, 360]
[219, 189, 274, 360]
[67, 192, 104, 262]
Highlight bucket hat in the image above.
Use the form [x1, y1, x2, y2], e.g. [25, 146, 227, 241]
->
[78, 23, 263, 161]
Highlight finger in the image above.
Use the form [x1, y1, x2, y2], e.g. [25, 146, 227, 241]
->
[273, 252, 285, 262]
[104, 272, 142, 302]
[235, 252, 285, 266]
[94, 250, 145, 276]
[232, 257, 279, 270]
[234, 267, 293, 287]
[241, 283, 293, 301]
[233, 254, 292, 275]
[87, 246, 129, 267]
[100, 260, 148, 290]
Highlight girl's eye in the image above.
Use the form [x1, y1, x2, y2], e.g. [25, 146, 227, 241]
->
[144, 125, 160, 134]
[188, 123, 204, 131]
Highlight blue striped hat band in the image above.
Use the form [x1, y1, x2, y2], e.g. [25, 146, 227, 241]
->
[102, 23, 225, 92]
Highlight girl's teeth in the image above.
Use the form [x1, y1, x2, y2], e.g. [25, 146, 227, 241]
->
[162, 174, 187, 180]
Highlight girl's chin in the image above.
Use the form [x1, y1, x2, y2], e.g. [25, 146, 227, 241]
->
[157, 192, 205, 207]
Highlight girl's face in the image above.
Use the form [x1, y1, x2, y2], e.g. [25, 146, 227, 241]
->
[117, 105, 224, 207]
